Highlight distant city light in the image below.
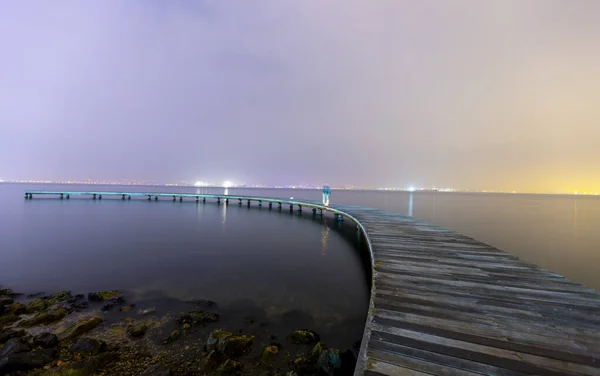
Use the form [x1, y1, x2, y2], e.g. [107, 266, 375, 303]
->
[194, 181, 208, 187]
[223, 180, 233, 188]
[407, 186, 416, 192]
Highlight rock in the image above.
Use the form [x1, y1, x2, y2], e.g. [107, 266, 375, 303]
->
[163, 329, 180, 344]
[289, 329, 320, 345]
[26, 292, 45, 298]
[0, 297, 14, 306]
[0, 328, 25, 344]
[218, 335, 253, 358]
[309, 342, 327, 359]
[137, 307, 156, 315]
[127, 322, 147, 338]
[8, 302, 26, 315]
[290, 356, 316, 375]
[141, 364, 171, 376]
[72, 301, 89, 311]
[317, 348, 341, 375]
[0, 348, 57, 373]
[58, 301, 75, 313]
[33, 332, 59, 348]
[206, 330, 233, 352]
[67, 293, 85, 303]
[0, 314, 19, 328]
[285, 372, 299, 376]
[56, 316, 103, 341]
[216, 359, 243, 376]
[69, 337, 107, 355]
[88, 291, 120, 302]
[0, 288, 20, 298]
[199, 350, 223, 373]
[26, 291, 73, 314]
[0, 337, 31, 357]
[262, 345, 279, 359]
[119, 304, 135, 312]
[63, 351, 118, 374]
[19, 306, 68, 327]
[178, 311, 219, 325]
[100, 296, 126, 312]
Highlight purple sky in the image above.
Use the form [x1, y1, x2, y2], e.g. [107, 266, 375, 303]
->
[1, 1, 599, 192]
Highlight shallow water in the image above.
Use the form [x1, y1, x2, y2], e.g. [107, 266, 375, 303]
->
[0, 183, 370, 352]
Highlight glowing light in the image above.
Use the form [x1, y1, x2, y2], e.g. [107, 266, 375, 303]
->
[194, 181, 207, 187]
[407, 186, 416, 192]
[223, 180, 233, 188]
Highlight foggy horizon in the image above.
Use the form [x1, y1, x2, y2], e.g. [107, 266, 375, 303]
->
[2, 1, 599, 193]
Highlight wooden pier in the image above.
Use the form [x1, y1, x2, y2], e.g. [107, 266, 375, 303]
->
[24, 191, 600, 375]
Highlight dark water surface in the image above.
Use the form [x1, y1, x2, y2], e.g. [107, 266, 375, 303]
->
[0, 183, 370, 352]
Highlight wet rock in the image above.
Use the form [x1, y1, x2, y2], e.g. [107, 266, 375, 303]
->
[58, 301, 75, 313]
[26, 292, 45, 298]
[137, 307, 156, 315]
[19, 306, 68, 327]
[309, 342, 327, 359]
[26, 291, 73, 314]
[206, 330, 233, 352]
[317, 348, 341, 375]
[69, 337, 107, 356]
[199, 350, 223, 373]
[127, 322, 147, 338]
[163, 329, 180, 344]
[67, 293, 85, 303]
[0, 337, 31, 357]
[141, 364, 171, 376]
[218, 335, 253, 358]
[119, 304, 135, 312]
[178, 311, 219, 325]
[88, 291, 120, 302]
[216, 359, 243, 376]
[0, 328, 25, 344]
[0, 297, 14, 306]
[100, 296, 126, 312]
[289, 329, 320, 345]
[285, 372, 299, 376]
[262, 345, 279, 359]
[56, 316, 103, 341]
[290, 356, 316, 375]
[8, 302, 26, 315]
[32, 332, 59, 348]
[0, 314, 20, 327]
[72, 301, 89, 311]
[0, 348, 57, 373]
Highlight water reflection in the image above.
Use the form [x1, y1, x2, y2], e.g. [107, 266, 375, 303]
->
[408, 192, 414, 216]
[321, 227, 330, 256]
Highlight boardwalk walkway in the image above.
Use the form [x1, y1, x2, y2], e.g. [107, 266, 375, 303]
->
[24, 191, 600, 375]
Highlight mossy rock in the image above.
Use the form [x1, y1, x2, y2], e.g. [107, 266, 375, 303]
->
[8, 303, 26, 315]
[56, 316, 103, 341]
[127, 322, 147, 338]
[290, 356, 316, 374]
[26, 291, 73, 314]
[88, 291, 120, 302]
[19, 307, 68, 328]
[69, 337, 107, 356]
[216, 359, 243, 376]
[206, 330, 233, 352]
[178, 311, 219, 325]
[0, 289, 20, 298]
[0, 314, 20, 328]
[289, 329, 320, 345]
[218, 335, 253, 358]
[308, 342, 327, 359]
[317, 348, 341, 375]
[199, 350, 224, 373]
[0, 297, 14, 306]
[262, 345, 279, 359]
[163, 329, 180, 344]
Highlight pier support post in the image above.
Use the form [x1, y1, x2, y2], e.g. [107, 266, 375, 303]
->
[298, 205, 302, 212]
[147, 195, 151, 201]
[258, 201, 262, 207]
[60, 193, 64, 199]
[238, 199, 242, 205]
[289, 204, 293, 212]
[225, 198, 229, 204]
[312, 208, 317, 216]
[319, 209, 323, 216]
[66, 194, 70, 199]
[154, 196, 158, 201]
[217, 197, 221, 204]
[196, 197, 199, 203]
[128, 195, 131, 200]
[247, 200, 251, 207]
[278, 202, 282, 209]
[269, 202, 272, 209]
[203, 197, 206, 203]
[24, 193, 29, 199]
[94, 194, 97, 200]
[122, 194, 126, 200]
[99, 195, 102, 200]
[173, 196, 176, 202]
[180, 196, 183, 202]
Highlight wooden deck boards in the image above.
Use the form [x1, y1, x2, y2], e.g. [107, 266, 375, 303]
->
[24, 191, 600, 375]
[329, 204, 600, 376]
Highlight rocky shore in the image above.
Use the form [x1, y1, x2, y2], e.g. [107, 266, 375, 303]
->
[0, 287, 358, 375]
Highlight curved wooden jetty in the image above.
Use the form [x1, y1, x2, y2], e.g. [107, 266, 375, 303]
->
[24, 190, 600, 375]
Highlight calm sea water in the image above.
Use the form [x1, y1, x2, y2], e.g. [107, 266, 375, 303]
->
[0, 183, 370, 350]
